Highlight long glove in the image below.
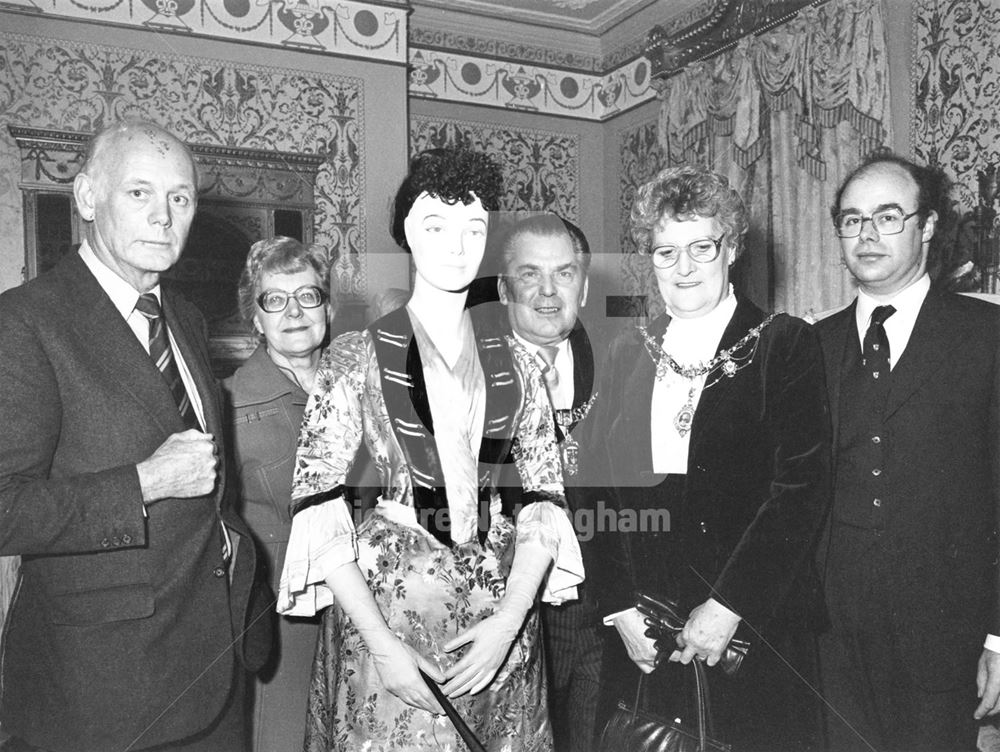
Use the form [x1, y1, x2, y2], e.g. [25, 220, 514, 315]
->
[442, 540, 552, 697]
[324, 561, 445, 713]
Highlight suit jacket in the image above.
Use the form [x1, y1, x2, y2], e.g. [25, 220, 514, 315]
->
[816, 289, 1000, 685]
[0, 252, 270, 752]
[593, 297, 831, 634]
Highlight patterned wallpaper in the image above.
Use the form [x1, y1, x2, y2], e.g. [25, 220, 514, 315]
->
[913, 0, 1000, 289]
[410, 115, 580, 220]
[913, 0, 1000, 212]
[618, 117, 666, 316]
[0, 31, 366, 294]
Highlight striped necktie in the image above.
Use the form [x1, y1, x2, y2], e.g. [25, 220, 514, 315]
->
[135, 293, 198, 429]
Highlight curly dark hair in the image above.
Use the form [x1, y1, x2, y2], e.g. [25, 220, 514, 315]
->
[390, 147, 504, 251]
[630, 166, 749, 259]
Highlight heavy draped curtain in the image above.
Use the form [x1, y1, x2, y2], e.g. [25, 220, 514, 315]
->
[649, 0, 889, 317]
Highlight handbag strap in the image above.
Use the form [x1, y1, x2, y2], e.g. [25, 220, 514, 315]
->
[634, 660, 717, 752]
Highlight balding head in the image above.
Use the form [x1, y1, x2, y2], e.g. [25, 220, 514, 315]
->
[73, 120, 199, 292]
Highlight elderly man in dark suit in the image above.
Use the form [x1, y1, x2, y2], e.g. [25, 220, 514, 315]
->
[0, 120, 269, 752]
[817, 153, 1000, 751]
[496, 214, 604, 752]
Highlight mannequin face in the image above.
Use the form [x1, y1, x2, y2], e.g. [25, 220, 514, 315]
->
[405, 192, 488, 294]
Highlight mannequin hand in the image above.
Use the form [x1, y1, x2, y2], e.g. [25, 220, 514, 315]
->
[441, 608, 523, 697]
[369, 633, 445, 714]
[671, 597, 741, 666]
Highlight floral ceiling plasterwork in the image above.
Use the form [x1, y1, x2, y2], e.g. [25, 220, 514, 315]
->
[0, 31, 366, 295]
[410, 116, 580, 219]
[0, 0, 405, 63]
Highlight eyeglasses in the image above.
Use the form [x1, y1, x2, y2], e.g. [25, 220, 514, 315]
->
[834, 207, 919, 238]
[256, 285, 327, 313]
[649, 234, 725, 269]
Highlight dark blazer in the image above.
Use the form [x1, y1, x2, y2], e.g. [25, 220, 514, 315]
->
[0, 252, 270, 751]
[594, 296, 830, 634]
[816, 289, 1000, 687]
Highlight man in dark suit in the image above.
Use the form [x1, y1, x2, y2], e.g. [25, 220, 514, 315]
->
[817, 153, 1000, 750]
[496, 214, 604, 752]
[0, 120, 269, 752]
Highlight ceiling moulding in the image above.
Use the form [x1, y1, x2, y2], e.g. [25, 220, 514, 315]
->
[647, 0, 827, 81]
[409, 0, 657, 36]
[0, 0, 407, 64]
[408, 47, 656, 121]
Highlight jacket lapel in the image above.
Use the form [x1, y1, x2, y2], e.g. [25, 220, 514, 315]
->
[63, 255, 185, 436]
[883, 290, 962, 420]
[619, 316, 665, 476]
[826, 302, 859, 450]
[568, 320, 595, 412]
[688, 298, 765, 458]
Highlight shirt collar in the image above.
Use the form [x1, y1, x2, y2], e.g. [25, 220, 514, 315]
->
[856, 274, 930, 328]
[78, 241, 162, 317]
[663, 285, 738, 334]
[511, 329, 571, 360]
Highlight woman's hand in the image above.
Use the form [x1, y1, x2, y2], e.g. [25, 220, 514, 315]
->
[670, 597, 741, 666]
[612, 608, 659, 673]
[441, 609, 523, 698]
[368, 632, 445, 714]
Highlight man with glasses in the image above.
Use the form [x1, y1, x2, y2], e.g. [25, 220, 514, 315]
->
[816, 153, 1000, 750]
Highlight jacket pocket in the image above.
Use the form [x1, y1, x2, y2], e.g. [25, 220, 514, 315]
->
[49, 582, 155, 625]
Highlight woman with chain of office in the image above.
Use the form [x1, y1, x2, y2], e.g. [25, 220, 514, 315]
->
[591, 165, 831, 751]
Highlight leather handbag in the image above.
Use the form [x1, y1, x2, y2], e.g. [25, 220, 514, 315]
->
[598, 592, 747, 752]
[599, 665, 730, 752]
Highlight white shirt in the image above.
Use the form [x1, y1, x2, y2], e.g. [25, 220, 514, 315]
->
[78, 242, 206, 429]
[854, 274, 930, 370]
[650, 290, 738, 474]
[511, 331, 575, 410]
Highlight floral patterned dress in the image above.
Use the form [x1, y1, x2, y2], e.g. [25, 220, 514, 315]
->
[278, 307, 583, 752]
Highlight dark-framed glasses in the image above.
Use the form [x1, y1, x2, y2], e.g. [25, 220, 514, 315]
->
[834, 207, 919, 238]
[256, 285, 327, 313]
[649, 234, 725, 269]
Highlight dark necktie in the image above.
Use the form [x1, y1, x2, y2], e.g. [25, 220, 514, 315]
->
[536, 345, 560, 393]
[862, 304, 896, 381]
[135, 293, 198, 429]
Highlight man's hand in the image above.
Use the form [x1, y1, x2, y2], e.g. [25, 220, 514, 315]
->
[136, 430, 218, 503]
[670, 597, 741, 667]
[975, 649, 1000, 719]
[612, 607, 659, 673]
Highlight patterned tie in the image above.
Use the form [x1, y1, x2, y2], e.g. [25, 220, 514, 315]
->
[135, 293, 198, 428]
[536, 345, 560, 393]
[862, 304, 896, 381]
